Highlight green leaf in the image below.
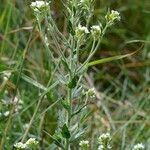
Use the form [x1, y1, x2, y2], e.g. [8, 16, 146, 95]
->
[71, 105, 87, 118]
[43, 130, 65, 150]
[21, 74, 47, 90]
[61, 124, 71, 139]
[68, 76, 78, 89]
[68, 20, 75, 35]
[88, 51, 138, 67]
[61, 99, 70, 111]
[61, 58, 71, 73]
[70, 128, 87, 143]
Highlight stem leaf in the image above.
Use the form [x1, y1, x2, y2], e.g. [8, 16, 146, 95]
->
[68, 75, 78, 89]
[61, 124, 71, 139]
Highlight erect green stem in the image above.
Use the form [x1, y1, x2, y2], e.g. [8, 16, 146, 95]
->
[65, 34, 76, 150]
[65, 87, 72, 150]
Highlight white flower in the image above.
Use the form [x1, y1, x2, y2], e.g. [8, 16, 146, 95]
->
[133, 143, 145, 150]
[12, 96, 23, 111]
[105, 10, 120, 24]
[91, 25, 101, 31]
[30, 1, 49, 8]
[78, 25, 89, 34]
[4, 111, 10, 117]
[91, 25, 102, 39]
[98, 133, 111, 144]
[75, 24, 89, 38]
[14, 142, 27, 149]
[98, 145, 104, 150]
[30, 1, 49, 13]
[26, 138, 38, 147]
[98, 133, 111, 149]
[79, 140, 89, 147]
[86, 88, 96, 98]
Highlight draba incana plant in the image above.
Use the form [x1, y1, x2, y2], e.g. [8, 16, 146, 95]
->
[28, 0, 120, 149]
[12, 0, 122, 149]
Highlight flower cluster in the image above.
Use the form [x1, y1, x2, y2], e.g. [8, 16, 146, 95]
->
[133, 143, 145, 150]
[0, 94, 23, 120]
[14, 138, 38, 150]
[14, 142, 27, 150]
[91, 25, 102, 39]
[75, 24, 89, 38]
[105, 10, 120, 25]
[30, 1, 49, 13]
[26, 138, 39, 147]
[79, 140, 89, 149]
[75, 24, 102, 40]
[86, 88, 96, 98]
[75, 10, 120, 39]
[98, 133, 111, 149]
[97, 145, 105, 150]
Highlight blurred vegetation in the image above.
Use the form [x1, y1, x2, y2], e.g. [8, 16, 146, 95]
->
[0, 0, 150, 149]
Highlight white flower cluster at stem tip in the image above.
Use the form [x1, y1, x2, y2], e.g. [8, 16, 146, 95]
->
[98, 133, 111, 143]
[79, 140, 89, 148]
[14, 138, 38, 149]
[91, 25, 102, 39]
[86, 88, 96, 98]
[14, 142, 27, 149]
[98, 145, 105, 150]
[30, 1, 49, 8]
[30, 1, 49, 13]
[75, 10, 120, 39]
[133, 143, 145, 150]
[98, 133, 111, 149]
[105, 10, 121, 24]
[75, 24, 89, 38]
[26, 138, 39, 146]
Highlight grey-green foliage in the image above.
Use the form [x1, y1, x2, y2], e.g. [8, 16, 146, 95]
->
[29, 0, 120, 149]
